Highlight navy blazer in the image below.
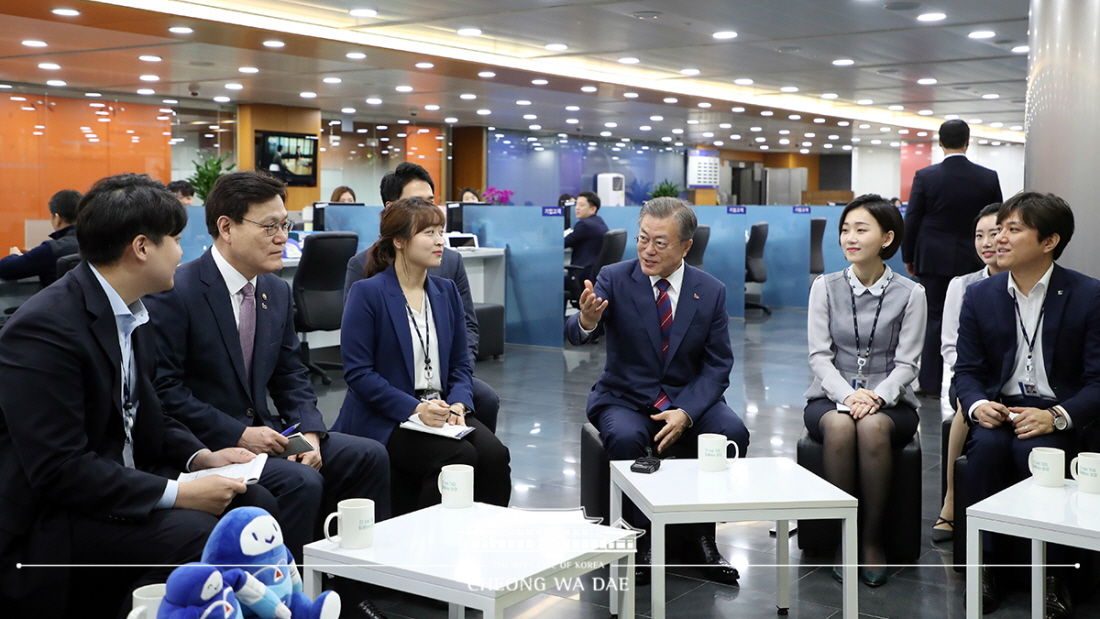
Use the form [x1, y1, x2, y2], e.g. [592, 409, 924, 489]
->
[346, 246, 480, 360]
[0, 262, 205, 615]
[333, 265, 474, 445]
[565, 214, 609, 280]
[902, 156, 1002, 276]
[145, 249, 326, 450]
[953, 265, 1100, 428]
[565, 259, 733, 423]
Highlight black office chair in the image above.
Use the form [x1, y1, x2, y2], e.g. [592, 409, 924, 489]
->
[292, 231, 359, 385]
[56, 253, 81, 280]
[565, 228, 627, 309]
[685, 224, 710, 271]
[809, 217, 826, 282]
[745, 222, 770, 315]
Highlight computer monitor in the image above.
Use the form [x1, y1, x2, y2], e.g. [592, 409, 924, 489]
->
[310, 201, 364, 231]
[444, 201, 463, 233]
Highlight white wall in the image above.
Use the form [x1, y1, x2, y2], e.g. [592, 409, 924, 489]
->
[851, 146, 901, 199]
[930, 142, 1026, 200]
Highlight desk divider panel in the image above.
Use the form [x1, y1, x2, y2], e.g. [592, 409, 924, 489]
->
[694, 206, 746, 319]
[745, 206, 815, 309]
[464, 205, 564, 348]
[181, 205, 212, 264]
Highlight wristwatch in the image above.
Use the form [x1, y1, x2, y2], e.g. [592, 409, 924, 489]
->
[456, 403, 474, 417]
[1050, 408, 1068, 431]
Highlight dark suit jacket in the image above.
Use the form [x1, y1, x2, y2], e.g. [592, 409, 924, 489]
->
[902, 155, 1002, 277]
[565, 259, 733, 423]
[346, 246, 480, 360]
[0, 262, 205, 614]
[333, 265, 473, 445]
[953, 265, 1100, 429]
[565, 214, 609, 281]
[144, 249, 326, 450]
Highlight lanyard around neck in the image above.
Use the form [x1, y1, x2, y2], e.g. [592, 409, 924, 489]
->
[405, 296, 433, 380]
[849, 267, 891, 375]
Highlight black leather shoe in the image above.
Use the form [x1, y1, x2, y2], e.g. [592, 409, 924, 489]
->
[1045, 576, 1073, 619]
[981, 567, 1002, 614]
[354, 598, 390, 619]
[859, 568, 888, 587]
[693, 534, 740, 585]
[634, 547, 651, 587]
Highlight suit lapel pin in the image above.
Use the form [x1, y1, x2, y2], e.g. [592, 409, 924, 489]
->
[1058, 290, 1063, 295]
[262, 293, 268, 301]
[261, 303, 268, 310]
[694, 293, 700, 299]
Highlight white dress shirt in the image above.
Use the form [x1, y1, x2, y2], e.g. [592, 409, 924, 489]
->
[406, 294, 443, 394]
[211, 245, 258, 327]
[941, 267, 990, 369]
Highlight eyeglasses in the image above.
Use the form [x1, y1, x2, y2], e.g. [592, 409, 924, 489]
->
[243, 218, 293, 237]
[635, 235, 681, 251]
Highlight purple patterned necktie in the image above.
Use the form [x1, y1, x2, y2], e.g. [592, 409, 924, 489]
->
[239, 282, 255, 381]
[653, 278, 672, 410]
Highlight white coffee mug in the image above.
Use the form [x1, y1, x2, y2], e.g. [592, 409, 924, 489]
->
[438, 463, 474, 508]
[324, 498, 375, 549]
[1029, 447, 1066, 488]
[1071, 452, 1100, 494]
[697, 433, 741, 472]
[128, 583, 165, 619]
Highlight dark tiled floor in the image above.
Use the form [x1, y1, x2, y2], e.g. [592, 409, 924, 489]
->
[313, 308, 1098, 618]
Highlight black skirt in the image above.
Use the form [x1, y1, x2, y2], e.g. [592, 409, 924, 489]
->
[803, 397, 918, 447]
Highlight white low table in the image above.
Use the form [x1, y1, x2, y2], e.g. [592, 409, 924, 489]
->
[303, 503, 637, 619]
[967, 478, 1100, 618]
[610, 457, 858, 619]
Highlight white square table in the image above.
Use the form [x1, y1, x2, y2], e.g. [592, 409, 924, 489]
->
[610, 457, 859, 619]
[966, 478, 1100, 618]
[303, 502, 637, 619]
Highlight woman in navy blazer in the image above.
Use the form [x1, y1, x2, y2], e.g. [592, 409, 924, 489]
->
[333, 197, 510, 511]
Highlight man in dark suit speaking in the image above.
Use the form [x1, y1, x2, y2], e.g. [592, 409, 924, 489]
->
[903, 119, 1002, 394]
[566, 197, 750, 585]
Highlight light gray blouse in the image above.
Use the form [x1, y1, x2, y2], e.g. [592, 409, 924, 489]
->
[805, 266, 927, 408]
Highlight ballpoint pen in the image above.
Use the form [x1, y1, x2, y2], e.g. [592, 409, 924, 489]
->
[280, 424, 299, 436]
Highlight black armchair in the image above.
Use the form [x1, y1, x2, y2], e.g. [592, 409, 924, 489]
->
[292, 231, 359, 385]
[685, 224, 710, 271]
[565, 228, 627, 309]
[745, 222, 770, 315]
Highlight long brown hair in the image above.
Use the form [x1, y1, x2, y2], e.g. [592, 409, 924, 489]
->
[364, 197, 446, 278]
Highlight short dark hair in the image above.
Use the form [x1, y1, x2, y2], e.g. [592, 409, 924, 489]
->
[577, 190, 601, 211]
[974, 202, 1002, 227]
[839, 193, 905, 259]
[166, 180, 195, 197]
[379, 162, 434, 204]
[939, 119, 970, 149]
[997, 191, 1075, 260]
[460, 187, 480, 201]
[204, 171, 287, 238]
[76, 174, 187, 266]
[557, 193, 574, 207]
[48, 189, 82, 224]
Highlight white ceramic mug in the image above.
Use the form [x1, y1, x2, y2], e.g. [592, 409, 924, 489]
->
[697, 433, 741, 472]
[1029, 447, 1066, 488]
[438, 464, 474, 508]
[127, 583, 165, 619]
[1071, 452, 1100, 494]
[324, 498, 375, 549]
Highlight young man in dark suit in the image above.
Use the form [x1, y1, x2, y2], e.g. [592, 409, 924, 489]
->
[954, 192, 1100, 617]
[566, 197, 750, 586]
[565, 190, 610, 282]
[144, 172, 391, 619]
[344, 162, 501, 433]
[0, 174, 277, 618]
[903, 119, 1003, 394]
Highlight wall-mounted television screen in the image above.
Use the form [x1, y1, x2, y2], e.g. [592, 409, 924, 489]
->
[255, 131, 319, 186]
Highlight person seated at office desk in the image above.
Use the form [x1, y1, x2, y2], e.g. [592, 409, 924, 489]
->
[331, 185, 357, 203]
[0, 189, 82, 287]
[953, 192, 1100, 618]
[167, 180, 195, 206]
[334, 197, 511, 511]
[565, 190, 609, 284]
[0, 174, 277, 619]
[346, 162, 501, 433]
[804, 195, 926, 588]
[566, 197, 749, 587]
[459, 187, 481, 203]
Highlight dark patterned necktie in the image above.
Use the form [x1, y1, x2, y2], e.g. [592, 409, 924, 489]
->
[239, 282, 255, 381]
[653, 278, 672, 410]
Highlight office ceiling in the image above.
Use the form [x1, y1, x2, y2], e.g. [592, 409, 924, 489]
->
[0, 0, 1029, 152]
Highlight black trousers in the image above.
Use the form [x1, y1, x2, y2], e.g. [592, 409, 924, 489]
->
[386, 416, 511, 511]
[470, 376, 500, 433]
[917, 273, 952, 391]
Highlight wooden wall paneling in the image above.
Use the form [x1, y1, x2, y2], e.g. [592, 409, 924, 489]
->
[236, 103, 322, 211]
[450, 126, 486, 200]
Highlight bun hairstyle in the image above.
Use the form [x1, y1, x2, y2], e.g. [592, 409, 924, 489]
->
[364, 196, 446, 278]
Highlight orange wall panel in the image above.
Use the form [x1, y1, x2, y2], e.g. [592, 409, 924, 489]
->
[451, 126, 486, 200]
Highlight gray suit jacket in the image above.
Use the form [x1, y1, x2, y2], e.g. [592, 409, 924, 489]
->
[346, 247, 480, 359]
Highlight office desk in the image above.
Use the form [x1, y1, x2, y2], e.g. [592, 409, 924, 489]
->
[455, 247, 505, 305]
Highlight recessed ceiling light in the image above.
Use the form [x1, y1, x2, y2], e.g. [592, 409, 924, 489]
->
[842, 145, 852, 150]
[581, 85, 598, 93]
[664, 97, 678, 103]
[880, 127, 891, 132]
[414, 62, 434, 69]
[52, 8, 80, 16]
[828, 134, 839, 140]
[445, 117, 458, 123]
[640, 125, 652, 131]
[1010, 125, 1023, 131]
[969, 118, 983, 124]
[263, 40, 285, 48]
[84, 92, 101, 97]
[225, 83, 244, 90]
[859, 123, 871, 129]
[800, 148, 810, 154]
[719, 123, 731, 129]
[566, 118, 579, 124]
[169, 27, 193, 34]
[238, 67, 259, 74]
[624, 92, 639, 98]
[821, 92, 839, 99]
[529, 124, 541, 130]
[618, 57, 640, 64]
[300, 91, 317, 98]
[459, 93, 477, 100]
[1013, 45, 1030, 54]
[425, 104, 440, 111]
[969, 30, 996, 39]
[46, 80, 66, 87]
[162, 98, 177, 104]
[395, 85, 413, 92]
[522, 114, 537, 120]
[917, 78, 938, 86]
[750, 126, 762, 132]
[734, 78, 754, 86]
[39, 63, 61, 70]
[516, 100, 532, 106]
[603, 122, 618, 128]
[789, 114, 801, 120]
[338, 107, 356, 114]
[917, 12, 946, 22]
[888, 105, 904, 111]
[698, 102, 712, 108]
[139, 55, 162, 62]
[702, 132, 714, 138]
[545, 43, 568, 51]
[137, 88, 155, 95]
[346, 52, 366, 60]
[755, 137, 766, 142]
[23, 39, 48, 47]
[687, 120, 700, 125]
[478, 71, 495, 78]
[814, 118, 826, 123]
[732, 107, 745, 113]
[918, 109, 934, 115]
[760, 111, 774, 116]
[532, 79, 548, 85]
[857, 99, 873, 105]
[566, 105, 580, 111]
[680, 68, 701, 76]
[397, 119, 409, 124]
[713, 31, 738, 39]
[649, 116, 663, 122]
[349, 8, 378, 17]
[211, 96, 230, 103]
[324, 77, 342, 84]
[838, 121, 850, 126]
[870, 139, 881, 145]
[140, 75, 159, 82]
[982, 93, 1000, 99]
[476, 109, 491, 115]
[832, 59, 854, 66]
[365, 97, 382, 105]
[780, 86, 798, 93]
[672, 128, 684, 134]
[457, 28, 482, 37]
[377, 125, 388, 130]
[944, 114, 959, 120]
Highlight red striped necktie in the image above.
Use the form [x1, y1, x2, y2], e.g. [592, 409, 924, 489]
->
[653, 278, 672, 410]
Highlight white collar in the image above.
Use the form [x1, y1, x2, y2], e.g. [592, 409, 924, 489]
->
[649, 260, 686, 292]
[944, 153, 967, 159]
[211, 245, 257, 295]
[1007, 262, 1055, 300]
[88, 264, 149, 332]
[846, 264, 893, 297]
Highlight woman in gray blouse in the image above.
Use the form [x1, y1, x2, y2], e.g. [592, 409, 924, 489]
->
[805, 195, 927, 587]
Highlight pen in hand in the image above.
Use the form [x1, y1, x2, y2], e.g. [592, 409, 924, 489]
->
[280, 424, 299, 437]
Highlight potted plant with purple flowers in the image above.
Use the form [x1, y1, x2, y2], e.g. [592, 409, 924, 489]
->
[482, 187, 514, 205]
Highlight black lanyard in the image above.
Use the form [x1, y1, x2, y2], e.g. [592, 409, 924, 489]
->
[849, 268, 891, 375]
[405, 298, 433, 380]
[1011, 290, 1045, 379]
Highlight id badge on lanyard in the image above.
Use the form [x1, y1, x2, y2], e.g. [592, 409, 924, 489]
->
[852, 357, 868, 390]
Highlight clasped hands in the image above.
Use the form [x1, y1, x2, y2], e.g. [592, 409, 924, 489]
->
[973, 402, 1054, 438]
[843, 388, 885, 419]
[416, 399, 467, 428]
